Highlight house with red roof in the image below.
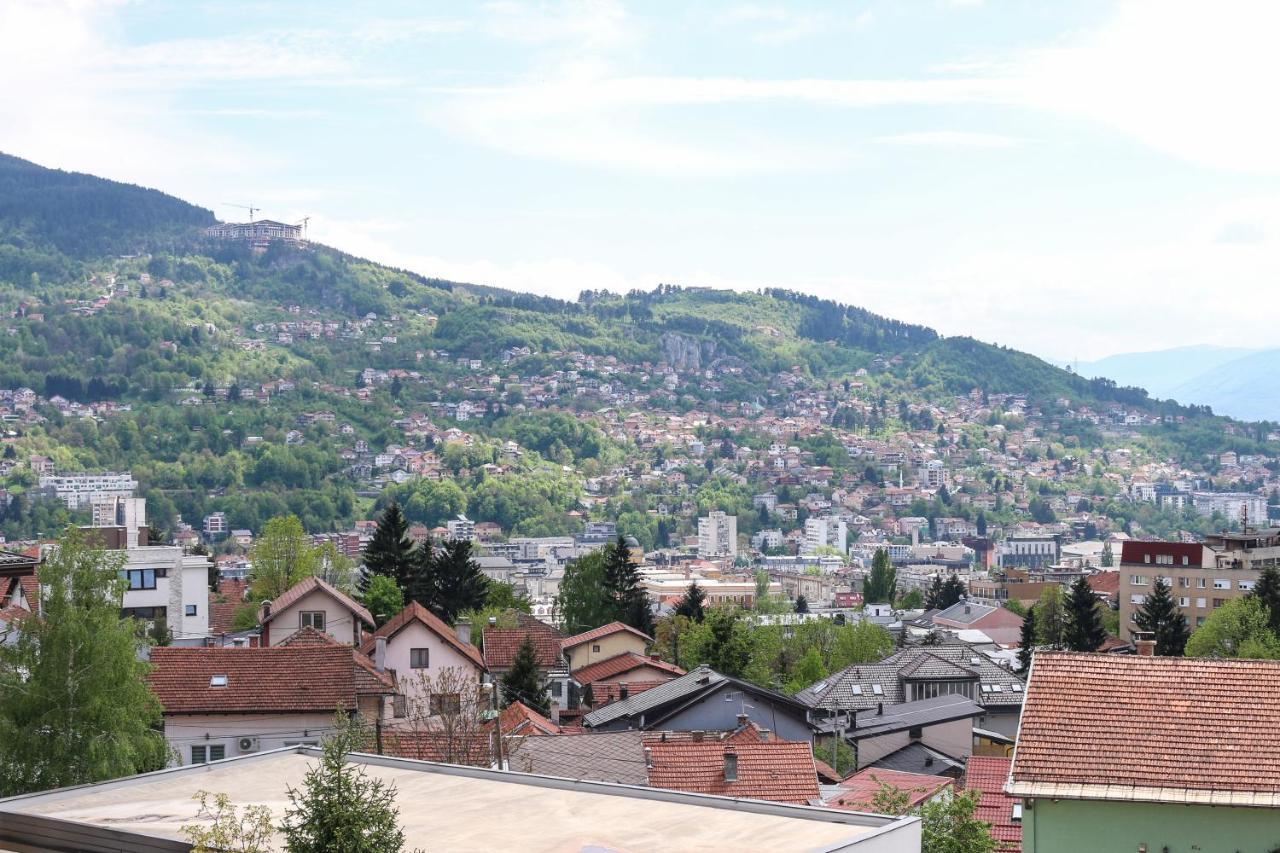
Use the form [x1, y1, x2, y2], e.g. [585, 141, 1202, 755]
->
[824, 768, 952, 812]
[147, 642, 396, 766]
[258, 575, 374, 647]
[1008, 652, 1280, 853]
[645, 738, 821, 805]
[483, 613, 569, 717]
[357, 602, 486, 717]
[561, 621, 652, 671]
[572, 651, 684, 707]
[964, 756, 1020, 851]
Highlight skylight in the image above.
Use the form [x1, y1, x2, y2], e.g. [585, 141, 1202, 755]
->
[851, 685, 863, 695]
[991, 684, 1003, 692]
[1011, 683, 1022, 692]
[981, 684, 991, 693]
[871, 684, 883, 695]
[970, 657, 980, 665]
[210, 675, 228, 687]
[813, 681, 828, 693]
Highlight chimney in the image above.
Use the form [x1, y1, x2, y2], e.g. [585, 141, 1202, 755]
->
[644, 747, 653, 770]
[877, 702, 883, 716]
[758, 729, 771, 742]
[924, 754, 934, 768]
[488, 616, 497, 626]
[723, 747, 738, 782]
[456, 618, 471, 646]
[261, 600, 272, 619]
[1134, 630, 1156, 657]
[619, 683, 629, 701]
[374, 636, 387, 672]
[736, 713, 750, 729]
[692, 730, 705, 742]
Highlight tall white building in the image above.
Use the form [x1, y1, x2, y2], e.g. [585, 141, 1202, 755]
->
[1192, 492, 1267, 526]
[446, 514, 476, 542]
[803, 516, 848, 554]
[697, 511, 738, 559]
[92, 497, 147, 547]
[917, 459, 948, 490]
[39, 472, 137, 510]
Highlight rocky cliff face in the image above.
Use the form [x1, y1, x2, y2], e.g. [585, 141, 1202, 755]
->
[662, 332, 716, 371]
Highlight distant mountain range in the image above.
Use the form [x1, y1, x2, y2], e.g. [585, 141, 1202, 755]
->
[1070, 346, 1280, 421]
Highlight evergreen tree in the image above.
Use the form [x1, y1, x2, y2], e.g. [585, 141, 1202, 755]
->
[794, 594, 810, 614]
[975, 512, 987, 537]
[864, 548, 897, 604]
[940, 574, 967, 609]
[0, 526, 169, 795]
[1134, 576, 1189, 656]
[1017, 607, 1037, 674]
[1036, 586, 1066, 649]
[279, 715, 406, 853]
[1064, 576, 1106, 652]
[604, 536, 654, 636]
[423, 540, 489, 625]
[1249, 565, 1280, 634]
[924, 575, 944, 610]
[361, 503, 413, 593]
[674, 581, 707, 623]
[1100, 541, 1114, 568]
[501, 636, 549, 716]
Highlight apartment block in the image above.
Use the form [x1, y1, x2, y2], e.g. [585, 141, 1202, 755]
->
[697, 511, 738, 559]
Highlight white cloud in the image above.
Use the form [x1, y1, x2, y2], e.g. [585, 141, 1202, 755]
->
[875, 130, 1023, 148]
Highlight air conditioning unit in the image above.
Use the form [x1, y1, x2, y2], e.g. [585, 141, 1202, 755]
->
[237, 736, 260, 753]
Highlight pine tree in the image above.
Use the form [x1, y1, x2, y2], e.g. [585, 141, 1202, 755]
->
[1064, 576, 1106, 652]
[360, 503, 413, 593]
[501, 635, 549, 716]
[924, 575, 944, 610]
[1134, 575, 1189, 656]
[1250, 565, 1280, 634]
[940, 574, 967, 609]
[1036, 586, 1066, 649]
[674, 582, 707, 622]
[425, 540, 489, 625]
[794, 594, 810, 614]
[864, 548, 896, 604]
[1017, 607, 1037, 674]
[604, 536, 654, 636]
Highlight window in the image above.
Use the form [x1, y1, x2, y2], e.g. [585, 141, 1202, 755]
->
[410, 648, 430, 669]
[1130, 576, 1148, 586]
[429, 693, 461, 716]
[592, 644, 601, 652]
[300, 611, 326, 631]
[1178, 577, 1190, 588]
[1143, 554, 1151, 564]
[1011, 683, 1022, 692]
[185, 604, 198, 617]
[1196, 616, 1206, 626]
[283, 740, 318, 747]
[1239, 580, 1255, 591]
[191, 744, 226, 764]
[871, 684, 883, 695]
[1182, 556, 1190, 566]
[1213, 598, 1227, 608]
[1197, 578, 1207, 589]
[549, 680, 562, 697]
[1178, 597, 1190, 608]
[851, 685, 863, 695]
[1213, 578, 1230, 590]
[210, 675, 228, 687]
[1011, 803, 1023, 822]
[121, 606, 166, 620]
[1130, 594, 1146, 605]
[1196, 597, 1207, 608]
[393, 695, 407, 718]
[124, 569, 157, 590]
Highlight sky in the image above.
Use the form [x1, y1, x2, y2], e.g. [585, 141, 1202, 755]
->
[4, 0, 1280, 362]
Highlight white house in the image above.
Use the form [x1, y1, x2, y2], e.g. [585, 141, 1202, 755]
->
[258, 575, 374, 647]
[357, 602, 487, 717]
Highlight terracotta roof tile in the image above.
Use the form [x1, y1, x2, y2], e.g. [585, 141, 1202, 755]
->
[499, 700, 561, 736]
[259, 575, 373, 629]
[645, 740, 820, 804]
[148, 646, 365, 714]
[382, 730, 493, 766]
[826, 768, 952, 811]
[359, 601, 485, 671]
[483, 617, 563, 670]
[572, 651, 684, 685]
[1011, 652, 1280, 795]
[964, 756, 1021, 850]
[208, 578, 249, 635]
[561, 621, 653, 650]
[278, 626, 397, 693]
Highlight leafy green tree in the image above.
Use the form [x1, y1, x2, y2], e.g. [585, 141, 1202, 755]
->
[863, 549, 896, 604]
[279, 715, 407, 853]
[1017, 607, 1037, 674]
[1100, 541, 1114, 567]
[501, 635, 549, 716]
[362, 575, 404, 626]
[182, 790, 275, 853]
[786, 646, 827, 693]
[1064, 576, 1106, 652]
[556, 550, 614, 635]
[249, 515, 320, 601]
[1249, 565, 1280, 634]
[674, 582, 707, 623]
[1036, 585, 1065, 649]
[1185, 597, 1280, 658]
[830, 620, 894, 670]
[1134, 576, 1189, 656]
[871, 781, 996, 853]
[361, 502, 413, 593]
[0, 526, 169, 795]
[690, 608, 753, 678]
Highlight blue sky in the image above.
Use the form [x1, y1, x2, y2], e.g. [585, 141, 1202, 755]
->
[5, 0, 1280, 361]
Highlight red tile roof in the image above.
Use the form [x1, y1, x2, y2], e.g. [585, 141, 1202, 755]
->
[483, 615, 563, 670]
[358, 601, 485, 671]
[147, 644, 392, 714]
[586, 680, 669, 706]
[827, 768, 952, 811]
[208, 578, 249, 635]
[1085, 571, 1119, 597]
[964, 756, 1021, 851]
[279, 625, 397, 693]
[499, 700, 561, 736]
[1011, 652, 1280, 797]
[645, 740, 821, 804]
[382, 730, 493, 766]
[561, 621, 653, 650]
[259, 575, 373, 629]
[571, 651, 684, 685]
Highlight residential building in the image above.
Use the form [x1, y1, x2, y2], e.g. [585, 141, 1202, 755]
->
[446, 514, 476, 542]
[645, 738, 820, 804]
[825, 768, 952, 812]
[482, 613, 570, 715]
[1191, 490, 1267, 525]
[38, 471, 137, 509]
[930, 599, 1025, 647]
[202, 512, 229, 539]
[751, 529, 784, 551]
[561, 621, 652, 671]
[119, 544, 212, 642]
[965, 756, 1021, 852]
[257, 575, 374, 647]
[917, 459, 947, 490]
[357, 602, 487, 715]
[998, 536, 1059, 570]
[830, 695, 983, 775]
[204, 219, 303, 242]
[0, 747, 921, 851]
[803, 516, 848, 554]
[1008, 652, 1280, 853]
[91, 496, 146, 541]
[146, 643, 396, 765]
[697, 511, 738, 558]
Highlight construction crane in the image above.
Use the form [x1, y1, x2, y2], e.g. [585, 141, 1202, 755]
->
[295, 216, 311, 240]
[223, 203, 258, 222]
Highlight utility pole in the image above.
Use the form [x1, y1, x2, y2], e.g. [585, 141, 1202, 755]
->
[490, 677, 505, 770]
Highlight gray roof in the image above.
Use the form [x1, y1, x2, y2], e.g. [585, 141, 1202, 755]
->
[847, 695, 983, 740]
[507, 732, 650, 785]
[794, 646, 1024, 712]
[930, 600, 997, 626]
[0, 551, 37, 570]
[865, 742, 965, 778]
[582, 665, 728, 728]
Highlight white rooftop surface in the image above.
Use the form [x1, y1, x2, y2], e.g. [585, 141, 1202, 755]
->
[0, 750, 918, 852]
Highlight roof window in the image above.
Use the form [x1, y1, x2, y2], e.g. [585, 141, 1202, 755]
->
[851, 685, 863, 695]
[210, 675, 228, 687]
[871, 684, 883, 695]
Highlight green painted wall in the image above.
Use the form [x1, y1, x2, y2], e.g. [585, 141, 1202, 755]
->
[1023, 798, 1280, 853]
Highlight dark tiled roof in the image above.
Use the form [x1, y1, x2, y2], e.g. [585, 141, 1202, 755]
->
[646, 740, 820, 804]
[572, 651, 684, 685]
[964, 756, 1021, 851]
[1011, 652, 1280, 796]
[359, 601, 485, 671]
[582, 665, 726, 727]
[865, 742, 965, 778]
[846, 695, 984, 740]
[508, 732, 650, 784]
[795, 646, 1024, 711]
[148, 646, 361, 714]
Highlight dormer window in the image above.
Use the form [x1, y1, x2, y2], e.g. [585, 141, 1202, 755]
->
[210, 675, 228, 687]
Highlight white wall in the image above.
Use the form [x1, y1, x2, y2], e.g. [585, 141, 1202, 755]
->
[384, 620, 484, 710]
[164, 712, 340, 766]
[267, 588, 360, 646]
